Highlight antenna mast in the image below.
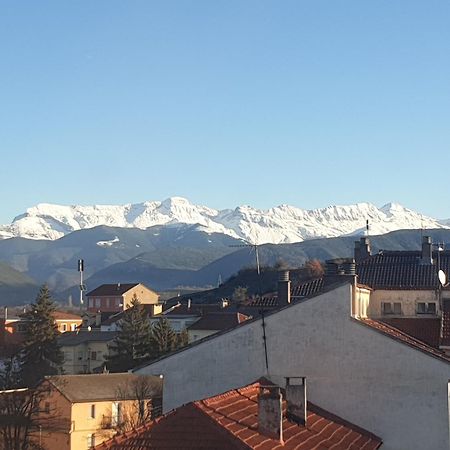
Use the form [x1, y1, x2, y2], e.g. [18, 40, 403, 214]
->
[78, 259, 86, 310]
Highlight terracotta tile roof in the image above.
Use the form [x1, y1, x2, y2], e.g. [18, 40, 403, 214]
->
[95, 381, 382, 450]
[46, 373, 162, 403]
[357, 318, 450, 363]
[188, 312, 250, 331]
[51, 311, 82, 321]
[86, 283, 140, 297]
[356, 251, 450, 289]
[380, 318, 441, 348]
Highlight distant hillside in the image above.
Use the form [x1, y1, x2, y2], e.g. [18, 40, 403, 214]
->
[62, 228, 450, 305]
[3, 227, 450, 306]
[0, 224, 241, 294]
[0, 262, 40, 306]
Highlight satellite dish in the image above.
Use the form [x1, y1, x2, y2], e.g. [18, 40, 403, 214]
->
[438, 270, 447, 286]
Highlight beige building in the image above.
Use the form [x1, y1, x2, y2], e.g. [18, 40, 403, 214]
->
[36, 373, 163, 450]
[86, 283, 161, 315]
[58, 331, 117, 374]
[52, 311, 83, 333]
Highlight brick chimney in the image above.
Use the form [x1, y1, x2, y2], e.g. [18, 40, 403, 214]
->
[285, 377, 307, 426]
[420, 236, 433, 265]
[278, 271, 291, 306]
[355, 237, 371, 262]
[258, 385, 283, 443]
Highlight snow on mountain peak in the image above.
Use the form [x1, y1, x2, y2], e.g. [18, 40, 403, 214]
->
[0, 197, 448, 243]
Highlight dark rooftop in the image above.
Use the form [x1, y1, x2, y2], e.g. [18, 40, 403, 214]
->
[46, 373, 162, 403]
[86, 283, 140, 297]
[357, 250, 450, 290]
[57, 330, 117, 346]
[188, 312, 250, 331]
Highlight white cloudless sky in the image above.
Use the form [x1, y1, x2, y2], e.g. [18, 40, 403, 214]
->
[1, 1, 449, 223]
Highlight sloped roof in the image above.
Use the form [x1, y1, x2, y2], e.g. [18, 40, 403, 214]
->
[95, 380, 382, 450]
[51, 311, 82, 321]
[358, 318, 450, 363]
[357, 250, 450, 289]
[57, 330, 117, 346]
[291, 278, 324, 298]
[380, 318, 441, 348]
[86, 283, 140, 297]
[188, 312, 250, 331]
[46, 373, 162, 403]
[101, 304, 156, 326]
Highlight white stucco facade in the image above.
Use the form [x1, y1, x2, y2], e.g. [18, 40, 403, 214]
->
[135, 282, 450, 450]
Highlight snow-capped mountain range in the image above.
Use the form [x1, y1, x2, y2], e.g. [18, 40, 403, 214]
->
[1, 197, 448, 243]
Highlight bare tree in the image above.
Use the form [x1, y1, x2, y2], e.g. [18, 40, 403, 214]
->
[101, 376, 162, 435]
[0, 384, 66, 450]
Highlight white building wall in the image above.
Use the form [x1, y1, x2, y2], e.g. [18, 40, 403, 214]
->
[136, 283, 450, 450]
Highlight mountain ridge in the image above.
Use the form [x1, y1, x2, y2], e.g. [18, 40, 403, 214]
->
[1, 197, 448, 243]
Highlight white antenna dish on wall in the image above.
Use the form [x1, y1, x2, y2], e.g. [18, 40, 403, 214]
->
[438, 270, 447, 286]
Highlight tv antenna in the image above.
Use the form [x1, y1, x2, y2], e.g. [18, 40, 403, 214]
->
[78, 259, 86, 309]
[229, 238, 261, 275]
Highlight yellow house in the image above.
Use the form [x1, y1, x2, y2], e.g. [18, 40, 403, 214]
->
[86, 283, 161, 315]
[52, 311, 83, 333]
[37, 373, 163, 450]
[58, 331, 117, 374]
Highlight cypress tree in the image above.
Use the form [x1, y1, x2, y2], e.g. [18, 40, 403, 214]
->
[150, 318, 178, 358]
[107, 294, 153, 372]
[19, 284, 64, 386]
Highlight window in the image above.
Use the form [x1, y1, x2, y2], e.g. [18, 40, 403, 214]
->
[61, 323, 67, 332]
[87, 434, 95, 448]
[44, 402, 50, 414]
[115, 298, 121, 306]
[90, 351, 97, 361]
[417, 302, 437, 315]
[71, 323, 77, 331]
[64, 351, 72, 361]
[112, 402, 122, 426]
[90, 404, 96, 419]
[95, 298, 101, 308]
[382, 302, 402, 315]
[88, 299, 94, 308]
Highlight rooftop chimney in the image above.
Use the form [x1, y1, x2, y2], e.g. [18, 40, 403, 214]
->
[420, 236, 433, 265]
[354, 237, 371, 262]
[324, 259, 357, 286]
[285, 377, 307, 426]
[278, 271, 291, 306]
[258, 385, 283, 443]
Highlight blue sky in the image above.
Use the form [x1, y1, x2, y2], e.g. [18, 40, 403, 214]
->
[1, 1, 449, 223]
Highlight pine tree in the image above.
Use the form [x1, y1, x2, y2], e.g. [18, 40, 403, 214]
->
[150, 318, 178, 358]
[19, 284, 64, 386]
[107, 294, 153, 372]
